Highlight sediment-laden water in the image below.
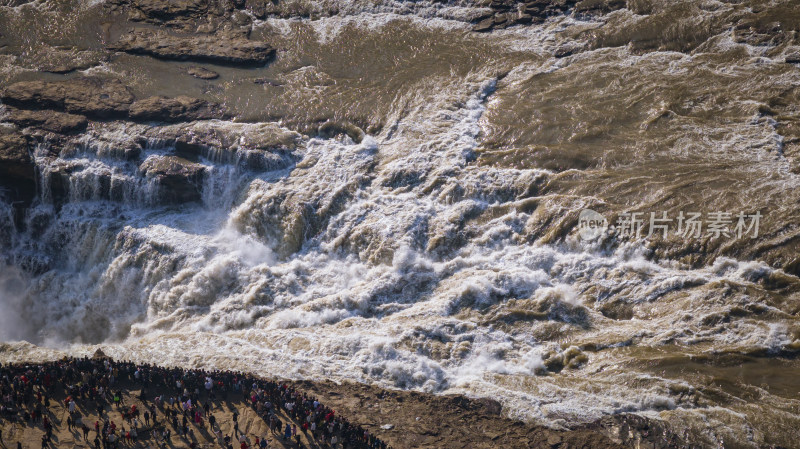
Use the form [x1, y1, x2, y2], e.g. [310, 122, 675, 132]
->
[1, 0, 799, 447]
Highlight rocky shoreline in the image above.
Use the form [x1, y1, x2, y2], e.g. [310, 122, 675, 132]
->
[0, 355, 692, 449]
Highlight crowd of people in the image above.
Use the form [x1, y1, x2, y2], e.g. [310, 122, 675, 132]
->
[0, 355, 391, 449]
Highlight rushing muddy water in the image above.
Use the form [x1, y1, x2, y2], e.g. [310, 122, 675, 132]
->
[1, 0, 800, 447]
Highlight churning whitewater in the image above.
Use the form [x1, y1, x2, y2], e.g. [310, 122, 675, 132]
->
[2, 0, 800, 447]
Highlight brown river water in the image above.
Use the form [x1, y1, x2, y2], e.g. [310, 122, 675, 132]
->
[1, 0, 799, 447]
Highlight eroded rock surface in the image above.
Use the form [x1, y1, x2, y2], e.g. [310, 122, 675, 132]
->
[110, 29, 276, 65]
[139, 155, 206, 203]
[129, 95, 229, 122]
[185, 66, 219, 79]
[3, 107, 88, 134]
[1, 78, 134, 118]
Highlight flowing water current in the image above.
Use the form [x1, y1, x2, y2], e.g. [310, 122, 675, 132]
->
[1, 0, 800, 447]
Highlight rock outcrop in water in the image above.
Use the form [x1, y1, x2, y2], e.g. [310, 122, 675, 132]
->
[107, 0, 341, 26]
[109, 29, 276, 65]
[471, 0, 626, 32]
[138, 155, 206, 203]
[185, 65, 220, 79]
[1, 78, 134, 118]
[2, 78, 229, 128]
[3, 107, 88, 134]
[129, 95, 230, 122]
[22, 46, 109, 74]
[108, 0, 243, 29]
[166, 121, 302, 171]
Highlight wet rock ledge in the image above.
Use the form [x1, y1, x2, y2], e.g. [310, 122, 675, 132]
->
[1, 77, 229, 123]
[471, 0, 625, 32]
[109, 29, 276, 65]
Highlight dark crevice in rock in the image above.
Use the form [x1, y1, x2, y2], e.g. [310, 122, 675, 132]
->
[0, 131, 36, 205]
